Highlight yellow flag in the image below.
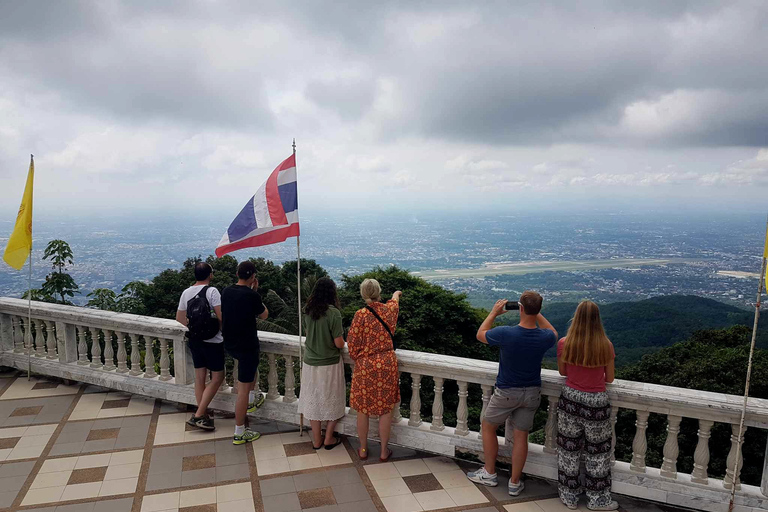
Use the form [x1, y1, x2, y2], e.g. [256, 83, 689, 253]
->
[3, 156, 34, 270]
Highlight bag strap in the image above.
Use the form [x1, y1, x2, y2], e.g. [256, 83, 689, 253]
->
[365, 305, 396, 348]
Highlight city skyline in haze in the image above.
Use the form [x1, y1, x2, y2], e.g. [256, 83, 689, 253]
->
[1, 2, 767, 216]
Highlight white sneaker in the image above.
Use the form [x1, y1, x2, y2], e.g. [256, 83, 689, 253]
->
[508, 479, 524, 496]
[466, 467, 498, 487]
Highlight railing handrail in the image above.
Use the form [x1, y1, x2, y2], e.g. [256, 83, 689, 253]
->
[3, 297, 768, 427]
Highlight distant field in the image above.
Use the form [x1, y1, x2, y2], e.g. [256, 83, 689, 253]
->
[413, 258, 695, 280]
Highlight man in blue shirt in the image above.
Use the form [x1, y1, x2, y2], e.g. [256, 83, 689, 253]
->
[467, 290, 557, 496]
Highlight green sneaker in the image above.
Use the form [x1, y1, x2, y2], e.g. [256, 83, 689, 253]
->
[233, 428, 260, 445]
[247, 393, 266, 413]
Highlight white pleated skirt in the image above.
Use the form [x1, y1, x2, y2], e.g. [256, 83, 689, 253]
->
[297, 358, 346, 421]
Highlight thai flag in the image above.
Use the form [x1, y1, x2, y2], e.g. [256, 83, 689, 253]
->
[215, 154, 299, 257]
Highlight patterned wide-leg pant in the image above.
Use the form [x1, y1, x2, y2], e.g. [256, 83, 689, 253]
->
[556, 386, 613, 509]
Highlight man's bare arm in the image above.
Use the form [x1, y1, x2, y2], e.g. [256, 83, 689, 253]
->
[476, 299, 506, 344]
[175, 310, 187, 327]
[536, 313, 557, 339]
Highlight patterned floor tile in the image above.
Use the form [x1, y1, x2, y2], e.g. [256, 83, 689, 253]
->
[69, 392, 154, 421]
[252, 434, 352, 476]
[0, 423, 57, 461]
[154, 413, 236, 445]
[22, 450, 143, 505]
[0, 377, 81, 400]
[148, 440, 249, 491]
[50, 415, 151, 455]
[0, 395, 75, 427]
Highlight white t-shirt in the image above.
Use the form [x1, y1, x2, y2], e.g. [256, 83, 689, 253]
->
[178, 284, 223, 343]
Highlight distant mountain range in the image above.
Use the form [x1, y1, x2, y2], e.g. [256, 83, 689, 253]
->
[533, 295, 760, 365]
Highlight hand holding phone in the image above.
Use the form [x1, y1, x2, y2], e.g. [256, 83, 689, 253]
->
[505, 300, 520, 311]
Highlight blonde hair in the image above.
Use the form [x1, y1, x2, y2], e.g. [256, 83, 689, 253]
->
[360, 278, 382, 303]
[561, 300, 613, 368]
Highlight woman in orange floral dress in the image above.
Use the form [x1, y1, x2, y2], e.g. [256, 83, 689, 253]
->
[348, 278, 402, 461]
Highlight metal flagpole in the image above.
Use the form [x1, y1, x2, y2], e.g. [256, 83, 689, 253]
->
[27, 247, 32, 380]
[294, 139, 304, 437]
[728, 215, 768, 512]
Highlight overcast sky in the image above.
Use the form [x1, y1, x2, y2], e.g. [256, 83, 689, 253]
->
[1, 1, 767, 217]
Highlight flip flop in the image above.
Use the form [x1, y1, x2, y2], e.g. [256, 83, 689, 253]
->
[324, 438, 343, 450]
[379, 447, 392, 462]
[358, 447, 368, 460]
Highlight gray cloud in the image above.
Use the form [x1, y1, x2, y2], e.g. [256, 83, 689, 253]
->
[1, 1, 767, 215]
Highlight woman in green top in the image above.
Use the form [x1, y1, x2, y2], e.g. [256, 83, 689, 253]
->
[297, 277, 346, 449]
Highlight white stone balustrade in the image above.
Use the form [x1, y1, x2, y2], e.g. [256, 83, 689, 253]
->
[2, 297, 768, 512]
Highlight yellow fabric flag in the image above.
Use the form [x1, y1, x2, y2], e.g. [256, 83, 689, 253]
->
[3, 156, 34, 270]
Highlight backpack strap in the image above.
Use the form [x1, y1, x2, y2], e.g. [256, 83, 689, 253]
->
[364, 305, 396, 350]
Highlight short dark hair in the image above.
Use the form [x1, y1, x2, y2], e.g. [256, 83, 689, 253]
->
[194, 262, 212, 281]
[519, 290, 543, 315]
[237, 261, 257, 280]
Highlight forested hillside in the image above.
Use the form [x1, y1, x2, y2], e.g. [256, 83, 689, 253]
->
[534, 295, 759, 365]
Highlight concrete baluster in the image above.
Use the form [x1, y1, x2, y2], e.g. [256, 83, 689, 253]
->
[77, 326, 89, 365]
[129, 334, 142, 375]
[456, 380, 469, 436]
[724, 423, 746, 490]
[630, 410, 650, 472]
[283, 355, 296, 403]
[478, 385, 492, 440]
[544, 394, 558, 454]
[143, 337, 157, 378]
[44, 320, 57, 359]
[409, 373, 422, 427]
[159, 338, 172, 381]
[90, 328, 102, 368]
[116, 331, 129, 373]
[392, 372, 402, 423]
[431, 377, 445, 431]
[34, 319, 46, 357]
[691, 419, 714, 484]
[660, 415, 682, 479]
[610, 405, 619, 465]
[13, 316, 24, 353]
[103, 329, 116, 371]
[267, 353, 279, 399]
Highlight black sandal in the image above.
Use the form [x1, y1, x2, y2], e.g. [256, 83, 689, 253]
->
[324, 438, 343, 450]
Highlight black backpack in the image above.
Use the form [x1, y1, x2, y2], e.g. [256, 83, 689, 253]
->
[185, 286, 220, 342]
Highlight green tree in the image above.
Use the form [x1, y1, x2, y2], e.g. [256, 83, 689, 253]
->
[86, 288, 118, 310]
[39, 240, 79, 304]
[616, 326, 768, 486]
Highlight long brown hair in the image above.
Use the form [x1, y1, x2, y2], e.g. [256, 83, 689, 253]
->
[304, 277, 341, 321]
[561, 300, 613, 368]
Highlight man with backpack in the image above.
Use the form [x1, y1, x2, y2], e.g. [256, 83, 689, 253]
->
[176, 262, 225, 431]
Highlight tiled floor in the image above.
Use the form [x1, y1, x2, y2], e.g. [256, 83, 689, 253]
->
[147, 438, 249, 490]
[0, 423, 57, 461]
[365, 457, 489, 511]
[0, 394, 76, 427]
[253, 432, 353, 476]
[0, 377, 81, 401]
[0, 372, 686, 512]
[22, 449, 143, 505]
[69, 391, 154, 420]
[50, 415, 151, 455]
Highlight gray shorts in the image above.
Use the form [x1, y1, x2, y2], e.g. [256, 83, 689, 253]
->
[483, 386, 541, 431]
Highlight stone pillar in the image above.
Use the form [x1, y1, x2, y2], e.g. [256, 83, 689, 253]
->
[544, 394, 558, 454]
[455, 381, 469, 436]
[660, 415, 682, 479]
[724, 423, 746, 490]
[409, 373, 422, 427]
[478, 385, 492, 440]
[431, 377, 445, 431]
[691, 419, 714, 484]
[283, 355, 297, 403]
[630, 410, 650, 473]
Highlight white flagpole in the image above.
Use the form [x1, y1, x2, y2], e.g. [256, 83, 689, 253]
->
[728, 215, 768, 512]
[294, 139, 304, 437]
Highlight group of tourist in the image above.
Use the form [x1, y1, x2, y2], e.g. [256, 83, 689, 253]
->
[177, 262, 617, 511]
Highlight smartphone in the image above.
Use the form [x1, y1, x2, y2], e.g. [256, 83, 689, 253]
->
[505, 301, 520, 311]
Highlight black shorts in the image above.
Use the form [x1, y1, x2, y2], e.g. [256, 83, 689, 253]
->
[188, 340, 225, 372]
[227, 349, 260, 383]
